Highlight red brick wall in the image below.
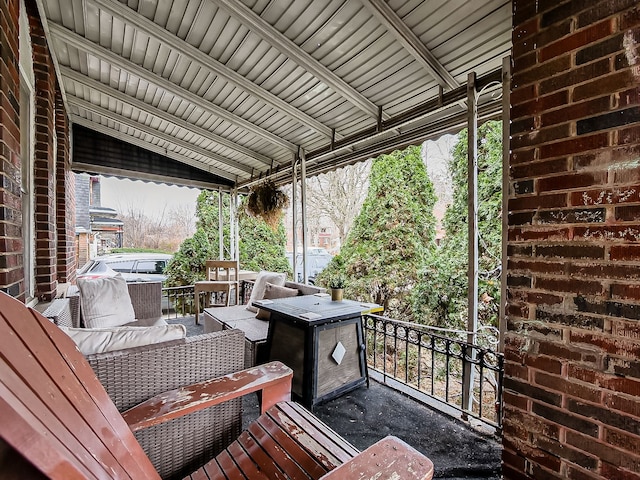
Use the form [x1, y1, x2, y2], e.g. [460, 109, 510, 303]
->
[0, 0, 72, 301]
[506, 1, 640, 478]
[27, 0, 58, 301]
[0, 0, 23, 299]
[56, 90, 75, 284]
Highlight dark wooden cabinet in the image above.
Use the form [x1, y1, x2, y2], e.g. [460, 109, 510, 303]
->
[256, 295, 376, 409]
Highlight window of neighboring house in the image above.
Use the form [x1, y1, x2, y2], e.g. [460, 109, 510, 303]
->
[19, 0, 35, 304]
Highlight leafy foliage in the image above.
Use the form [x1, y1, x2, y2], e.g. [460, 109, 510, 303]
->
[327, 270, 346, 289]
[317, 145, 437, 319]
[165, 190, 290, 287]
[237, 207, 291, 274]
[413, 121, 503, 330]
[164, 229, 214, 286]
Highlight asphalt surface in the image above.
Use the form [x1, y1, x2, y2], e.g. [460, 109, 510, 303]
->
[175, 315, 502, 478]
[242, 382, 501, 479]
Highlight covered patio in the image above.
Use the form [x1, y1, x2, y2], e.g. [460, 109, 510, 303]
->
[166, 313, 502, 479]
[3, 0, 640, 478]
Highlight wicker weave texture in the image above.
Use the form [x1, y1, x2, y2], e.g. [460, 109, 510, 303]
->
[41, 298, 74, 327]
[68, 281, 162, 327]
[87, 329, 245, 480]
[126, 281, 163, 321]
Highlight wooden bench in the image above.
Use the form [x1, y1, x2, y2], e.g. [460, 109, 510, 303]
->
[0, 291, 434, 480]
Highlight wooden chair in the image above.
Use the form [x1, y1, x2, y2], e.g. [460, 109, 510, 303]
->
[194, 260, 239, 324]
[0, 292, 434, 480]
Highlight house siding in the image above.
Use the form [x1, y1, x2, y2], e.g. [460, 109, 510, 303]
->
[75, 173, 91, 231]
[505, 1, 640, 478]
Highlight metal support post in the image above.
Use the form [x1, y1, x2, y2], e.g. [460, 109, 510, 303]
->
[462, 71, 479, 415]
[231, 189, 238, 260]
[499, 56, 510, 354]
[218, 187, 224, 260]
[292, 156, 299, 282]
[300, 149, 309, 284]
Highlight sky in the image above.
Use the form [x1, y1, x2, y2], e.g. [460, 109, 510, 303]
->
[100, 177, 201, 219]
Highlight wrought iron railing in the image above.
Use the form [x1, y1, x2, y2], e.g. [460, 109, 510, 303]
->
[160, 285, 504, 428]
[162, 283, 252, 319]
[363, 314, 504, 430]
[161, 285, 196, 318]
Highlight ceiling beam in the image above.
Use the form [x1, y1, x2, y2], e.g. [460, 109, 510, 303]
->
[61, 65, 272, 168]
[49, 22, 297, 154]
[71, 115, 239, 184]
[246, 100, 501, 188]
[89, 0, 338, 141]
[68, 95, 253, 177]
[213, 0, 389, 121]
[239, 67, 503, 189]
[361, 0, 460, 91]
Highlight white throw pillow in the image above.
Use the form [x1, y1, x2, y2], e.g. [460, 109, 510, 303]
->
[77, 274, 136, 328]
[246, 271, 287, 313]
[60, 324, 186, 355]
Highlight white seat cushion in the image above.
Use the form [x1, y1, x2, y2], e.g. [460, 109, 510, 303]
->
[77, 273, 136, 328]
[60, 324, 186, 355]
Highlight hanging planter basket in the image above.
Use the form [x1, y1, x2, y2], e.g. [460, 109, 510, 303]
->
[245, 180, 289, 230]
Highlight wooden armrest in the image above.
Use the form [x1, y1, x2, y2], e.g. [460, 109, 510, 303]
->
[123, 361, 292, 432]
[319, 436, 434, 480]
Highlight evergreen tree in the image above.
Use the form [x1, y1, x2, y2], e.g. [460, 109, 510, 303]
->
[237, 208, 290, 274]
[166, 190, 290, 287]
[318, 145, 437, 320]
[413, 120, 502, 330]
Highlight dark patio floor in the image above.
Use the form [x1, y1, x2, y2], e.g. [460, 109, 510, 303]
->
[169, 315, 502, 479]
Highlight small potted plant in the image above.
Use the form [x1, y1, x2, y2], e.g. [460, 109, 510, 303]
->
[329, 272, 346, 301]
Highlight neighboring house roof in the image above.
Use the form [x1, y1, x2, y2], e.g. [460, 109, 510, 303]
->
[89, 206, 119, 217]
[90, 217, 124, 228]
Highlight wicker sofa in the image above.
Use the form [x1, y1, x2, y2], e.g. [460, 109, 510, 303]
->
[203, 279, 325, 367]
[87, 328, 246, 480]
[43, 281, 165, 328]
[42, 281, 248, 479]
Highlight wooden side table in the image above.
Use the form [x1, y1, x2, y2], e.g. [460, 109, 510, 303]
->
[255, 295, 380, 409]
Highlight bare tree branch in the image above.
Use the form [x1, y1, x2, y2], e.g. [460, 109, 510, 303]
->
[285, 162, 371, 250]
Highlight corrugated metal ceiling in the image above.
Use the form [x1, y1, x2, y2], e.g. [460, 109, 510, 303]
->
[36, 0, 512, 189]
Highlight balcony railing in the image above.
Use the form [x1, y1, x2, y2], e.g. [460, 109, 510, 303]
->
[363, 314, 504, 431]
[162, 285, 196, 318]
[161, 285, 504, 430]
